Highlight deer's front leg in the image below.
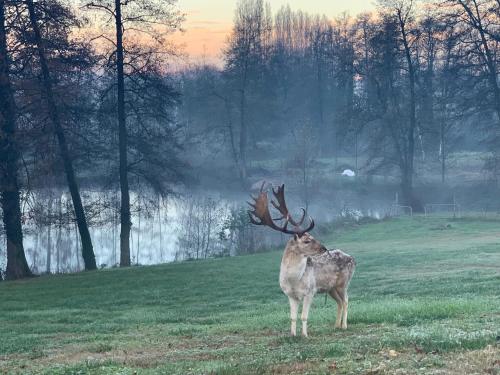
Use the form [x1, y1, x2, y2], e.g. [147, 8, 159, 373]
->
[288, 297, 299, 336]
[342, 294, 349, 329]
[301, 294, 313, 337]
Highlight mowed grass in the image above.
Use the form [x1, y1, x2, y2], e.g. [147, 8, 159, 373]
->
[0, 217, 499, 374]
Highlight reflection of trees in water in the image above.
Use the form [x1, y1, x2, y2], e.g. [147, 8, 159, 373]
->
[0, 189, 283, 276]
[175, 197, 225, 261]
[175, 199, 286, 261]
[1, 189, 172, 274]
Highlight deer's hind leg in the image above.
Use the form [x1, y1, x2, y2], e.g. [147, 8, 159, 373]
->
[329, 289, 343, 329]
[337, 288, 349, 329]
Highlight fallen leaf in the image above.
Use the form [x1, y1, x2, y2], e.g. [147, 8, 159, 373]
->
[328, 361, 337, 371]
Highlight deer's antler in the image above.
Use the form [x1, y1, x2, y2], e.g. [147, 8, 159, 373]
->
[271, 184, 307, 227]
[248, 183, 314, 236]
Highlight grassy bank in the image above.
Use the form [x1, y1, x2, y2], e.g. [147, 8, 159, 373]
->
[0, 216, 499, 374]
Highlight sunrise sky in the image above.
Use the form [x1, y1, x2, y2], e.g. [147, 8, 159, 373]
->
[174, 0, 375, 65]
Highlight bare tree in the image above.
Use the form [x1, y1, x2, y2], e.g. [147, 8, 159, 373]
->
[0, 0, 32, 279]
[449, 0, 500, 120]
[368, 0, 421, 208]
[175, 197, 225, 260]
[394, 0, 418, 208]
[434, 20, 466, 182]
[86, 0, 183, 267]
[25, 0, 97, 270]
[225, 0, 271, 182]
[290, 123, 317, 211]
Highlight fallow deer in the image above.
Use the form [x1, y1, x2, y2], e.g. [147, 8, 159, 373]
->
[248, 184, 355, 337]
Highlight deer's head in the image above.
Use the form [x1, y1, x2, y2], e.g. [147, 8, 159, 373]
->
[248, 184, 326, 257]
[248, 183, 323, 251]
[291, 232, 327, 256]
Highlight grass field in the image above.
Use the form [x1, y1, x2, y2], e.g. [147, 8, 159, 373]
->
[0, 217, 499, 374]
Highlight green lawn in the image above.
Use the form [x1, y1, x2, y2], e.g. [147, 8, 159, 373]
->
[0, 217, 499, 374]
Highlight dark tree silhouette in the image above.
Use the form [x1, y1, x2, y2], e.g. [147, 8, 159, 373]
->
[86, 0, 183, 267]
[26, 0, 96, 270]
[0, 0, 32, 279]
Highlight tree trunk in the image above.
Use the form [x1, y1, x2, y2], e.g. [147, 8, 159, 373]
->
[222, 96, 241, 177]
[354, 130, 359, 174]
[56, 197, 62, 273]
[316, 56, 324, 136]
[0, 0, 32, 280]
[441, 121, 446, 184]
[401, 168, 413, 209]
[239, 86, 248, 182]
[74, 222, 80, 270]
[26, 0, 96, 270]
[399, 10, 417, 209]
[158, 195, 163, 262]
[136, 202, 140, 264]
[114, 0, 131, 267]
[46, 194, 53, 273]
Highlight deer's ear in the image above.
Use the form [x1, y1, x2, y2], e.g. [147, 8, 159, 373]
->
[294, 234, 299, 241]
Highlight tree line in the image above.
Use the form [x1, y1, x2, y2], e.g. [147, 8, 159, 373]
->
[2, 0, 500, 280]
[182, 0, 500, 207]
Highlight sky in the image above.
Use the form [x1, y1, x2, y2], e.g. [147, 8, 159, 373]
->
[173, 0, 376, 65]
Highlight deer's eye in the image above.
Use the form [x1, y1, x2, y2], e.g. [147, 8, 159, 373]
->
[304, 240, 311, 244]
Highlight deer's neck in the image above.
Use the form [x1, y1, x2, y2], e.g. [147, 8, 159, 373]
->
[281, 244, 308, 281]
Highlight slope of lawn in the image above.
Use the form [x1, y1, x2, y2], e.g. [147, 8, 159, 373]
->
[0, 216, 499, 374]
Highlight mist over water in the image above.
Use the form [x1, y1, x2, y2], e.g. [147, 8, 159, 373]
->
[2, 164, 498, 275]
[1, 191, 210, 272]
[0, 182, 396, 274]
